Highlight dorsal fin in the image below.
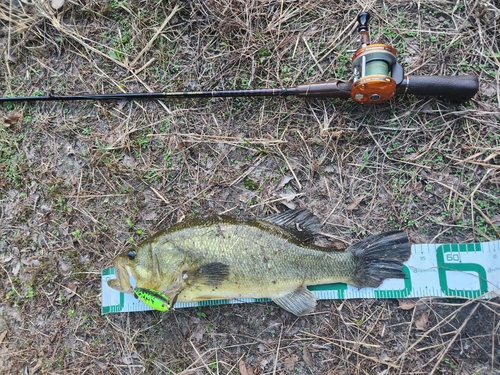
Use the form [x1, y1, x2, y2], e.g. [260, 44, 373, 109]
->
[260, 209, 321, 243]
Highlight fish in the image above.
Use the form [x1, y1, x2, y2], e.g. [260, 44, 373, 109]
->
[108, 209, 411, 316]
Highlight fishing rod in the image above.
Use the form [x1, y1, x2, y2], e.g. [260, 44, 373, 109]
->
[0, 12, 479, 105]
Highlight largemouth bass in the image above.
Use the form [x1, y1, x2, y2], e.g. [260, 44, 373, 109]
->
[108, 210, 411, 316]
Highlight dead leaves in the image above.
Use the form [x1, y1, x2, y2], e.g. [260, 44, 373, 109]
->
[415, 311, 429, 331]
[345, 195, 366, 211]
[302, 345, 314, 366]
[283, 354, 299, 371]
[238, 359, 254, 375]
[65, 282, 78, 300]
[3, 111, 22, 127]
[398, 299, 430, 331]
[272, 175, 301, 209]
[274, 175, 293, 190]
[398, 299, 417, 311]
[275, 191, 301, 210]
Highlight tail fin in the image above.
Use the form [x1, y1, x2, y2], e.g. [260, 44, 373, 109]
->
[347, 231, 411, 288]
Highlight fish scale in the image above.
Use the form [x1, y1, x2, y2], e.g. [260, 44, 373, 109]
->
[166, 221, 356, 292]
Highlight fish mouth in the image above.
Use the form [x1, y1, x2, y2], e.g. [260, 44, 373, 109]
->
[107, 255, 134, 294]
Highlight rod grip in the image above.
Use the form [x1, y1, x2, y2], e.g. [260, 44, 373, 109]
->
[401, 75, 479, 101]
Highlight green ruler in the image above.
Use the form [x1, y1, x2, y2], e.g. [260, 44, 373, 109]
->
[101, 241, 500, 314]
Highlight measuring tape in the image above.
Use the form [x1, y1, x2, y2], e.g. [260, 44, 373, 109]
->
[101, 240, 500, 314]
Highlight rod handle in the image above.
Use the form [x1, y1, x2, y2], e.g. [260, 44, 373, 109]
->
[401, 75, 479, 101]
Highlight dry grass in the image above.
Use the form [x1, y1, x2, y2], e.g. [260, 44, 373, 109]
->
[1, 0, 499, 374]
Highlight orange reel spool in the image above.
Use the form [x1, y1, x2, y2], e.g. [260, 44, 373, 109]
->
[350, 44, 398, 104]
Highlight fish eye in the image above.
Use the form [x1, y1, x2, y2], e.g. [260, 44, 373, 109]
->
[127, 250, 136, 260]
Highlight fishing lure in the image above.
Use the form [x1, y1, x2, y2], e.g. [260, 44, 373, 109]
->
[134, 287, 171, 312]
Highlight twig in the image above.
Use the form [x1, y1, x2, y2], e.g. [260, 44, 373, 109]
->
[429, 304, 480, 374]
[302, 36, 324, 74]
[300, 331, 381, 349]
[301, 331, 399, 368]
[1, 264, 21, 297]
[272, 324, 283, 375]
[469, 169, 493, 229]
[366, 126, 432, 170]
[228, 157, 264, 187]
[189, 340, 215, 375]
[248, 193, 305, 208]
[447, 155, 500, 169]
[149, 185, 170, 205]
[396, 297, 483, 363]
[130, 5, 181, 68]
[148, 132, 285, 146]
[277, 146, 302, 190]
[431, 178, 500, 237]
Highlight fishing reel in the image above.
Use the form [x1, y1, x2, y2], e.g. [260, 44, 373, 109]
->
[350, 12, 404, 104]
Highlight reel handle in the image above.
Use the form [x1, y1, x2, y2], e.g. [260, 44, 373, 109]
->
[357, 12, 371, 45]
[357, 12, 370, 32]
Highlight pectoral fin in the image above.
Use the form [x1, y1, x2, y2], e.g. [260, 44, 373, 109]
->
[272, 287, 317, 316]
[191, 262, 230, 287]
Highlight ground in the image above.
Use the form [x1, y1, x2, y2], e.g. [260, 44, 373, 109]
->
[1, 0, 499, 374]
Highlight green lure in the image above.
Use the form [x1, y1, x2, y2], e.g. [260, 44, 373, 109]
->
[134, 287, 171, 312]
